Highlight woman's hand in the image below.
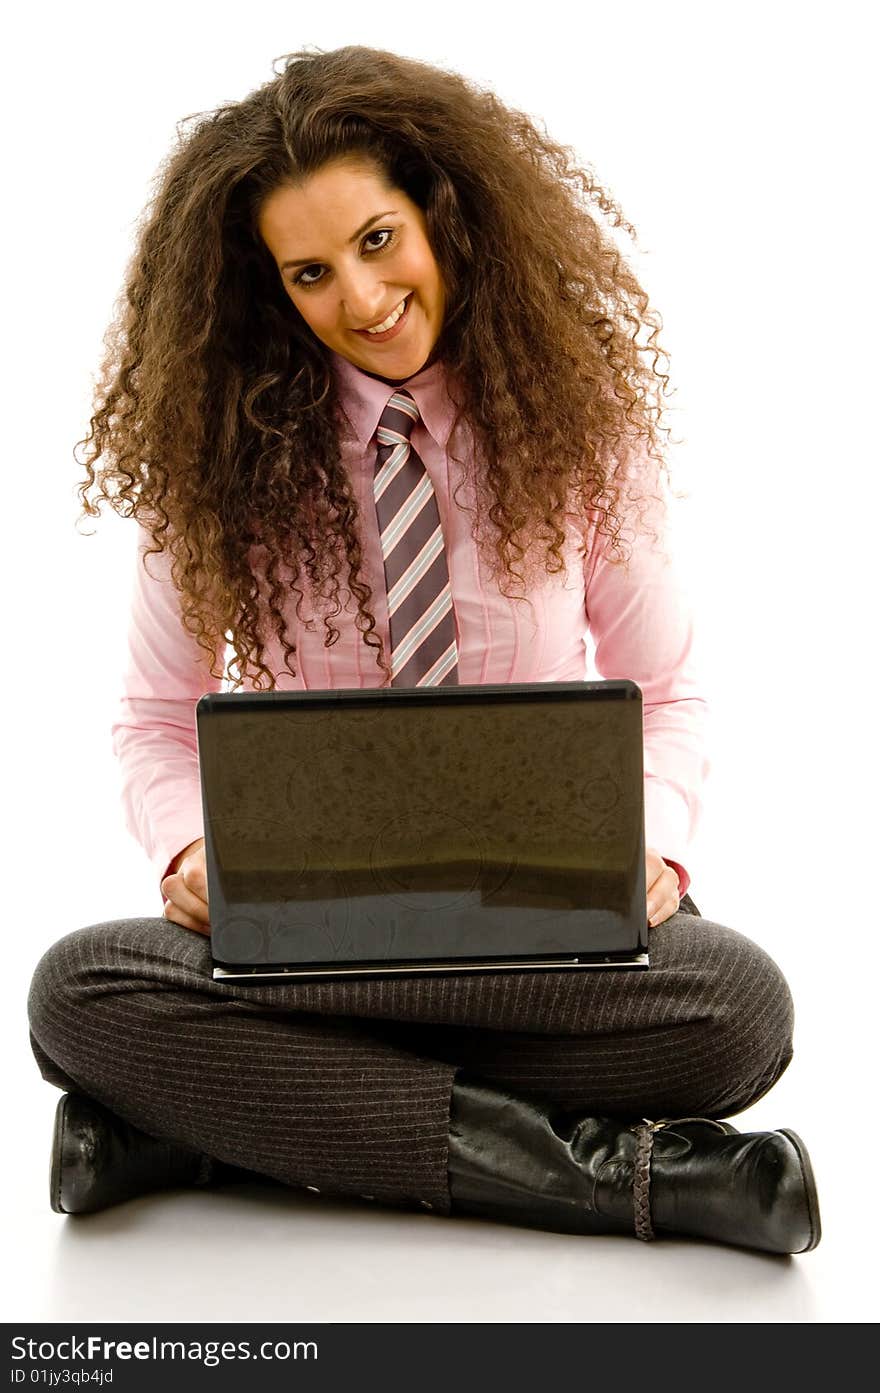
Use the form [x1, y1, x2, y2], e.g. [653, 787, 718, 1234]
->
[646, 847, 681, 928]
[159, 838, 680, 935]
[161, 837, 210, 935]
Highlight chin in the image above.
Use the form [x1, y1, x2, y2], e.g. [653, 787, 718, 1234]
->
[361, 350, 428, 381]
[393, 350, 429, 374]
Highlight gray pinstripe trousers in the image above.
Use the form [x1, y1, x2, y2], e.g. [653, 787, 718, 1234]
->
[26, 893, 795, 1214]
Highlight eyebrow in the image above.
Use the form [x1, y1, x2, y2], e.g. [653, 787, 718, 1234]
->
[280, 210, 399, 272]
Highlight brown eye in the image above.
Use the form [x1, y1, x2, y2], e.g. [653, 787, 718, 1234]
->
[294, 265, 323, 289]
[363, 229, 394, 252]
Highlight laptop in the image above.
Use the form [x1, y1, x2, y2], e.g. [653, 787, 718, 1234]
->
[196, 680, 650, 981]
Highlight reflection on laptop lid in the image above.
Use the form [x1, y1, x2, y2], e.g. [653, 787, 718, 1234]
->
[197, 680, 649, 982]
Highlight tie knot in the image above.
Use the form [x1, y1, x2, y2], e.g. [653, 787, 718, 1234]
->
[377, 389, 420, 446]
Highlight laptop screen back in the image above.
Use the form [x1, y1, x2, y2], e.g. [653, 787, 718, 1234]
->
[197, 681, 646, 971]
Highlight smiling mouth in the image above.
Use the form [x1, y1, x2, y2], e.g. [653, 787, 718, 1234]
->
[354, 293, 412, 337]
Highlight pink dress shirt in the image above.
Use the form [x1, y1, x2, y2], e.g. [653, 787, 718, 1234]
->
[112, 349, 709, 901]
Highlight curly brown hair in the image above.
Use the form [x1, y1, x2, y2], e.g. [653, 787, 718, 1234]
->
[76, 43, 677, 690]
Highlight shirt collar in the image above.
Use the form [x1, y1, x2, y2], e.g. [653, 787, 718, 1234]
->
[330, 349, 458, 450]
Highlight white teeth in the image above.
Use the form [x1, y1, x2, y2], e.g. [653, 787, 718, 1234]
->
[365, 296, 408, 333]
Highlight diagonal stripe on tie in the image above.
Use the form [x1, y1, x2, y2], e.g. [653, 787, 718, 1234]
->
[416, 641, 459, 687]
[388, 545, 452, 642]
[374, 440, 410, 501]
[373, 389, 460, 687]
[387, 528, 445, 613]
[379, 474, 435, 555]
[391, 582, 454, 675]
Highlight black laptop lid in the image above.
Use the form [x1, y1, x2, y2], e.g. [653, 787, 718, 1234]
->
[197, 680, 647, 974]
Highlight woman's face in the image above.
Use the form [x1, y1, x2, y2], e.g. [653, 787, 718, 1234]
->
[258, 157, 446, 381]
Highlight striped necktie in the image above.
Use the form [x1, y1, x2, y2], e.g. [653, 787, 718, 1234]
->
[373, 389, 460, 687]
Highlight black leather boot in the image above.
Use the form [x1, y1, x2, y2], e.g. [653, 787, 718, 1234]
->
[447, 1077, 821, 1254]
[49, 1092, 274, 1214]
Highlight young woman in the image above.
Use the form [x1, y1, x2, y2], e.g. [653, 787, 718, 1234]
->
[27, 44, 820, 1253]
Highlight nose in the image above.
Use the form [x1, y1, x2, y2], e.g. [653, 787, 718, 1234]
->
[338, 265, 388, 328]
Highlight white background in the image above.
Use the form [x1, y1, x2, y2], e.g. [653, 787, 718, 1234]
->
[2, 0, 877, 1324]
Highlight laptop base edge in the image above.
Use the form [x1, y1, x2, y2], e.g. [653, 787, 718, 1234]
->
[212, 952, 649, 982]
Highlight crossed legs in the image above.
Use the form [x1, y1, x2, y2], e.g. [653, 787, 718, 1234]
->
[27, 905, 795, 1214]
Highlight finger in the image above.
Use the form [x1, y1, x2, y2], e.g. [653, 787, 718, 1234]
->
[647, 863, 677, 912]
[646, 858, 676, 897]
[161, 871, 209, 923]
[644, 847, 670, 889]
[181, 857, 208, 901]
[163, 899, 211, 936]
[648, 892, 681, 928]
[161, 890, 209, 934]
